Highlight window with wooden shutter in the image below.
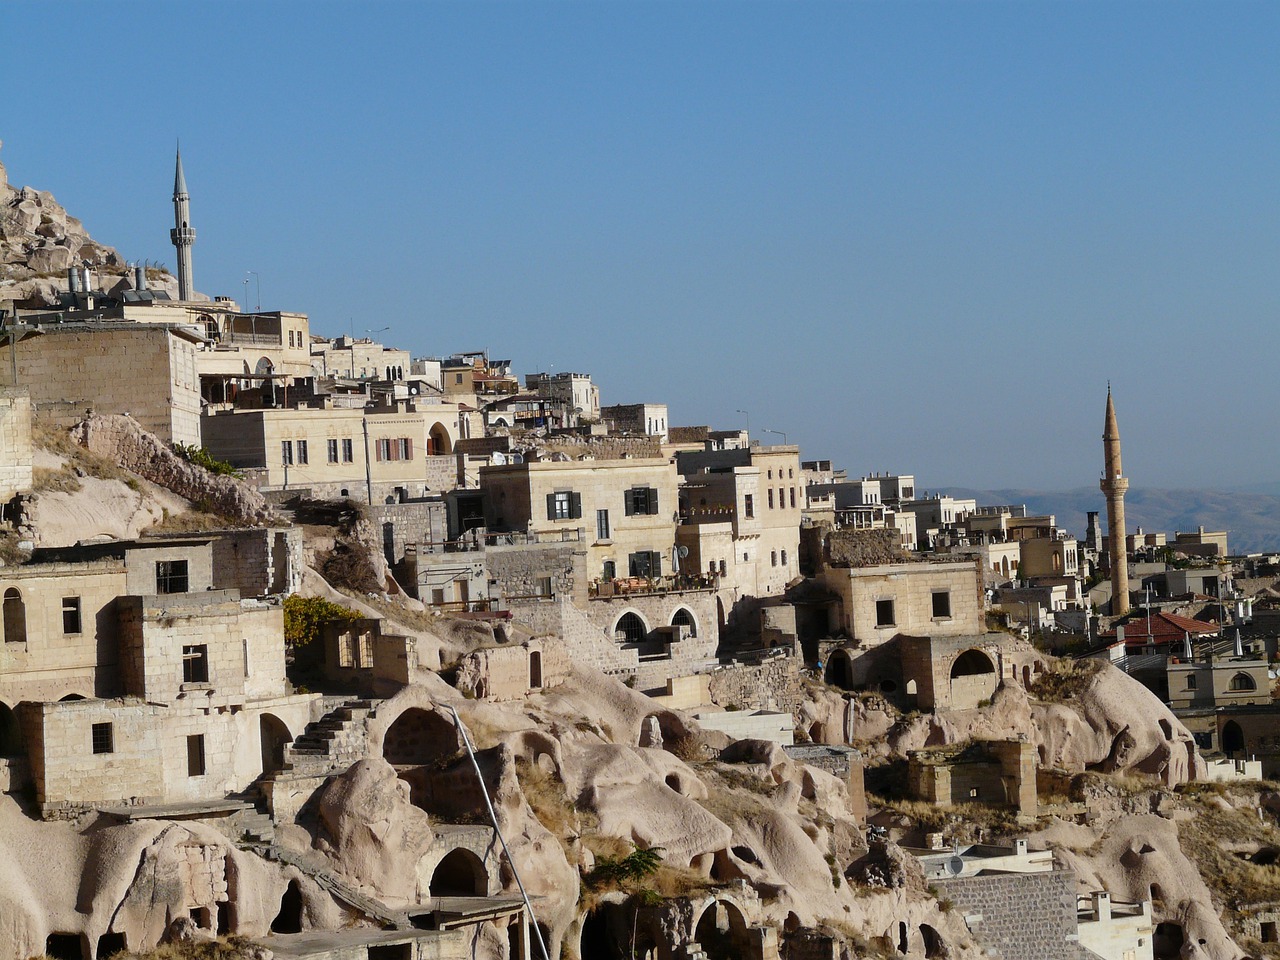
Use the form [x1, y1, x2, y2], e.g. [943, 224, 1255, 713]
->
[647, 488, 659, 515]
[570, 492, 582, 519]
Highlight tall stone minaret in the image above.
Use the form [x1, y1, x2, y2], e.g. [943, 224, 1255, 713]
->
[1100, 386, 1131, 616]
[170, 145, 196, 301]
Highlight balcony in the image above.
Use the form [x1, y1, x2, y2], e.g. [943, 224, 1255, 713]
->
[589, 572, 719, 599]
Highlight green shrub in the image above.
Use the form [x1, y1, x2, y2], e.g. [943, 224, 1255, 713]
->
[282, 594, 359, 649]
[172, 442, 241, 478]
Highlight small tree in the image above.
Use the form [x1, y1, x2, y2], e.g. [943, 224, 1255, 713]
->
[283, 594, 359, 649]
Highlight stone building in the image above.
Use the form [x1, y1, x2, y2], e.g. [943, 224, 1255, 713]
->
[310, 334, 410, 382]
[201, 397, 469, 500]
[907, 739, 1037, 817]
[676, 443, 803, 602]
[0, 321, 203, 445]
[0, 386, 32, 501]
[0, 534, 319, 817]
[479, 457, 681, 584]
[600, 401, 668, 440]
[528, 371, 601, 422]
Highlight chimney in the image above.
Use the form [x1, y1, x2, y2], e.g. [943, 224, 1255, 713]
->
[1091, 891, 1112, 922]
[67, 266, 81, 295]
[134, 264, 147, 291]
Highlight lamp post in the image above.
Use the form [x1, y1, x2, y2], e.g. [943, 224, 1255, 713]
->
[762, 428, 787, 445]
[242, 278, 250, 314]
[735, 408, 749, 439]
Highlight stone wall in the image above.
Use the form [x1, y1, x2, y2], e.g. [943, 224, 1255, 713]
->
[1, 325, 202, 445]
[539, 436, 661, 460]
[368, 499, 448, 566]
[0, 387, 32, 500]
[707, 654, 805, 715]
[454, 639, 571, 701]
[209, 527, 303, 598]
[487, 540, 587, 604]
[934, 869, 1083, 960]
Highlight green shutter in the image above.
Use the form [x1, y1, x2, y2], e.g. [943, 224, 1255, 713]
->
[546, 492, 557, 520]
[647, 488, 660, 515]
[570, 492, 582, 519]
[624, 490, 635, 517]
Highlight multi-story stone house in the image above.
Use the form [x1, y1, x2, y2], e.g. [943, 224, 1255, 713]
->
[310, 334, 410, 382]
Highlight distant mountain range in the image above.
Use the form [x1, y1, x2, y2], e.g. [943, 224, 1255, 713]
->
[943, 486, 1280, 555]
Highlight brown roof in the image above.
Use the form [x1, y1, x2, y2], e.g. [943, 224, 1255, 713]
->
[1102, 610, 1220, 645]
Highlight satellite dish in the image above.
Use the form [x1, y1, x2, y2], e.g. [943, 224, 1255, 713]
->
[677, 545, 689, 558]
[944, 857, 966, 877]
[410, 387, 418, 396]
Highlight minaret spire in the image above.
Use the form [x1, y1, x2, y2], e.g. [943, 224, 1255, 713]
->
[170, 143, 196, 301]
[1100, 386, 1131, 616]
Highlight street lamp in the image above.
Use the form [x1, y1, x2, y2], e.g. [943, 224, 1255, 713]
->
[735, 408, 749, 437]
[242, 278, 250, 313]
[762, 428, 788, 445]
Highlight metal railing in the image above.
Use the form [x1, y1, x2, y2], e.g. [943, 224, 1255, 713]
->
[589, 572, 719, 598]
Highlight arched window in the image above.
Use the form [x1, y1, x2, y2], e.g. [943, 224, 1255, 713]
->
[1230, 672, 1257, 692]
[671, 608, 696, 638]
[615, 612, 646, 644]
[3, 589, 26, 645]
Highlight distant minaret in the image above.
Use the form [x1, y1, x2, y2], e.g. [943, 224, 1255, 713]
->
[1100, 386, 1131, 616]
[170, 145, 196, 301]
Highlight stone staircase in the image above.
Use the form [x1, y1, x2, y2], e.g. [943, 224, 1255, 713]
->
[276, 698, 380, 778]
[250, 840, 406, 929]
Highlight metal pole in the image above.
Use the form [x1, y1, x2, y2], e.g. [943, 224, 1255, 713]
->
[362, 415, 374, 506]
[447, 706, 550, 960]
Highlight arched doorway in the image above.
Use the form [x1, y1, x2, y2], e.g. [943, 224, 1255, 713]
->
[920, 924, 945, 958]
[383, 708, 458, 766]
[3, 588, 26, 645]
[1222, 720, 1245, 757]
[260, 714, 292, 775]
[670, 608, 697, 638]
[429, 848, 487, 897]
[0, 702, 24, 757]
[949, 648, 997, 708]
[271, 880, 304, 934]
[824, 649, 856, 691]
[427, 423, 452, 455]
[692, 900, 750, 960]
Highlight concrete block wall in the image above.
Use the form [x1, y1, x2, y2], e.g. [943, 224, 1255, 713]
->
[934, 870, 1081, 960]
[209, 527, 302, 598]
[707, 655, 804, 716]
[0, 388, 33, 499]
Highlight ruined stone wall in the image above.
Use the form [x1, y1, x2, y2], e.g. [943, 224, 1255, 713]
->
[0, 387, 32, 500]
[454, 639, 571, 701]
[539, 436, 661, 460]
[934, 870, 1082, 960]
[487, 541, 587, 604]
[367, 499, 448, 565]
[707, 655, 804, 715]
[209, 527, 302, 598]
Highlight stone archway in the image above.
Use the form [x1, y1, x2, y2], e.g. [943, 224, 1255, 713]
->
[429, 848, 488, 897]
[427, 422, 453, 455]
[613, 611, 648, 645]
[825, 648, 856, 691]
[260, 713, 292, 776]
[949, 648, 997, 709]
[692, 898, 751, 960]
[382, 707, 459, 766]
[1222, 720, 1245, 757]
[670, 607, 697, 638]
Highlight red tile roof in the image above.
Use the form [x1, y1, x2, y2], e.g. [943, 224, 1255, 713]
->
[1101, 610, 1221, 645]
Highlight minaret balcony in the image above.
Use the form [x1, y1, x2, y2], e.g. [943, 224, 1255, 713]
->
[171, 227, 197, 244]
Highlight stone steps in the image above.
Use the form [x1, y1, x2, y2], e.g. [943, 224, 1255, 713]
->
[263, 698, 382, 782]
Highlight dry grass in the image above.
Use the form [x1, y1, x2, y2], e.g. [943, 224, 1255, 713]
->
[31, 419, 139, 488]
[31, 465, 82, 494]
[872, 797, 1027, 837]
[514, 756, 597, 844]
[143, 509, 229, 535]
[1178, 784, 1280, 910]
[94, 936, 263, 960]
[1027, 657, 1102, 702]
[0, 532, 24, 565]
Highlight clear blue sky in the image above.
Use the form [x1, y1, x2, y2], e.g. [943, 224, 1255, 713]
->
[4, 1, 1277, 491]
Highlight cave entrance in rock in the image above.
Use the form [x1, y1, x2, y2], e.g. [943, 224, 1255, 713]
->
[259, 713, 292, 776]
[0, 701, 22, 757]
[529, 650, 543, 689]
[429, 848, 488, 898]
[1153, 921, 1185, 959]
[824, 649, 855, 690]
[1222, 720, 1245, 757]
[44, 934, 84, 960]
[271, 880, 304, 934]
[949, 648, 997, 708]
[383, 708, 457, 766]
[920, 924, 945, 958]
[693, 899, 751, 960]
[580, 906, 623, 960]
[96, 932, 127, 958]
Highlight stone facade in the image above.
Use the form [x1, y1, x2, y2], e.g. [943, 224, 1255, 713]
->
[208, 527, 303, 598]
[0, 387, 32, 500]
[454, 639, 570, 701]
[0, 323, 203, 445]
[907, 739, 1037, 817]
[898, 634, 1008, 711]
[706, 654, 805, 715]
[934, 869, 1093, 960]
[817, 557, 984, 645]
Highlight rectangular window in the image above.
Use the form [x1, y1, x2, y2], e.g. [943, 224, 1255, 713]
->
[719, 560, 727, 576]
[327, 439, 339, 463]
[62, 596, 82, 634]
[342, 438, 354, 463]
[876, 598, 896, 627]
[596, 509, 610, 540]
[339, 632, 356, 668]
[288, 330, 295, 348]
[628, 551, 661, 578]
[536, 576, 553, 598]
[296, 440, 308, 465]
[156, 559, 189, 594]
[624, 487, 659, 516]
[768, 489, 774, 509]
[547, 490, 581, 520]
[187, 734, 206, 776]
[744, 494, 754, 519]
[92, 722, 114, 755]
[771, 550, 778, 567]
[399, 438, 412, 460]
[932, 591, 952, 619]
[455, 373, 464, 384]
[281, 440, 293, 465]
[790, 487, 796, 508]
[183, 644, 209, 684]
